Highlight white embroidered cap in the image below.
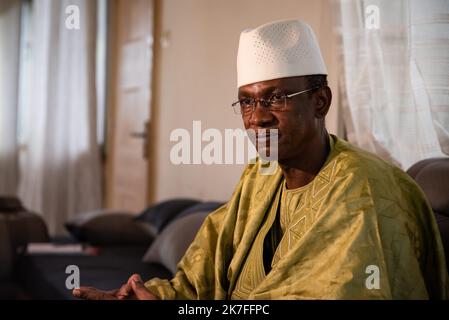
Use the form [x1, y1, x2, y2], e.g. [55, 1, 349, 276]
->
[237, 19, 328, 88]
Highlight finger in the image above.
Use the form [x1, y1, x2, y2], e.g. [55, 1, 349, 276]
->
[107, 289, 121, 298]
[117, 274, 143, 299]
[73, 286, 117, 300]
[131, 280, 159, 300]
[117, 284, 131, 299]
[128, 273, 143, 284]
[73, 287, 101, 300]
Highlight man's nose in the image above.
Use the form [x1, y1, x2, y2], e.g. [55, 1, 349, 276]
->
[249, 101, 273, 127]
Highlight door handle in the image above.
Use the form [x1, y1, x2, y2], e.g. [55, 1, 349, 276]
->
[130, 120, 148, 139]
[130, 132, 147, 139]
[130, 121, 149, 159]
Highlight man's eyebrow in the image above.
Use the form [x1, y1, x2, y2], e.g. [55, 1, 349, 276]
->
[238, 86, 280, 97]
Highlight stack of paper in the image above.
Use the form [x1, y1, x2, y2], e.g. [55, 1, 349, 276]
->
[26, 243, 86, 255]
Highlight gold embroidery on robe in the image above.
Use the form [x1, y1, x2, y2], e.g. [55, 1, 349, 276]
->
[145, 134, 449, 300]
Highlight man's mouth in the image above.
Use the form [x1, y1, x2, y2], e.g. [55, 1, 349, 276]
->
[254, 130, 280, 160]
[256, 130, 280, 143]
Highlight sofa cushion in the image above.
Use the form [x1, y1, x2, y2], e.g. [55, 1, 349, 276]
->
[0, 196, 24, 212]
[134, 198, 200, 237]
[142, 211, 209, 275]
[407, 157, 449, 273]
[414, 160, 449, 217]
[435, 212, 449, 269]
[176, 201, 224, 220]
[65, 210, 153, 246]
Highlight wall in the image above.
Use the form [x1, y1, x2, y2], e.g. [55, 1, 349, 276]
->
[0, 0, 21, 196]
[149, 0, 341, 203]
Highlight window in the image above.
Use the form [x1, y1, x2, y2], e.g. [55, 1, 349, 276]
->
[17, 0, 109, 152]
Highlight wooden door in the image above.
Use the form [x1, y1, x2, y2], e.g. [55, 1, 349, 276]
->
[106, 0, 154, 212]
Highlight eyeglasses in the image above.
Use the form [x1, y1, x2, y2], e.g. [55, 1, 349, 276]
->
[231, 85, 323, 115]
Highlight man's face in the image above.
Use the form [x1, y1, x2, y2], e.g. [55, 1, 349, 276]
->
[238, 76, 327, 164]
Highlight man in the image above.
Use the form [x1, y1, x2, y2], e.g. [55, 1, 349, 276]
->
[74, 19, 448, 300]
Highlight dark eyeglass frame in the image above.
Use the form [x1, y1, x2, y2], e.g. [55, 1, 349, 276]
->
[231, 85, 324, 115]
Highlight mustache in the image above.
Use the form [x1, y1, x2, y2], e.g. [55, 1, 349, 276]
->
[246, 128, 280, 139]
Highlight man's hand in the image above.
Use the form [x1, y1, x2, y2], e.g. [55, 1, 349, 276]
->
[72, 274, 159, 300]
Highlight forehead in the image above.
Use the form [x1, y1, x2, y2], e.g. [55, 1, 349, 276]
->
[238, 76, 308, 96]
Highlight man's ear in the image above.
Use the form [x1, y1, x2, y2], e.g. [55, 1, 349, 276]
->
[314, 86, 332, 119]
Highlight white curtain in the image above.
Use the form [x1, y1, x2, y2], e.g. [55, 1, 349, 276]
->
[0, 0, 21, 196]
[18, 0, 102, 236]
[339, 0, 449, 170]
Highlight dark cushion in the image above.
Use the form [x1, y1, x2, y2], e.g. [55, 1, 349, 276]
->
[134, 198, 200, 237]
[142, 211, 210, 274]
[176, 201, 225, 220]
[435, 212, 449, 269]
[65, 210, 153, 246]
[407, 157, 449, 273]
[413, 160, 449, 217]
[407, 158, 443, 180]
[0, 196, 24, 212]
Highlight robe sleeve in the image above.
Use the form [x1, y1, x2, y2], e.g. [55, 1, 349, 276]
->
[144, 204, 227, 299]
[143, 163, 258, 299]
